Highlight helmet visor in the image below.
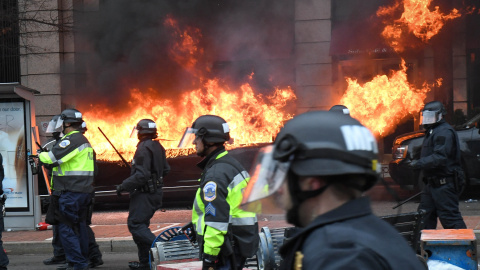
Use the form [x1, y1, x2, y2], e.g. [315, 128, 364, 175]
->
[240, 145, 291, 214]
[129, 126, 138, 138]
[421, 110, 441, 125]
[45, 118, 62, 133]
[177, 127, 198, 148]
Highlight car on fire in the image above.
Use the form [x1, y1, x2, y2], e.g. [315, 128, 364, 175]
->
[39, 145, 263, 209]
[389, 112, 480, 190]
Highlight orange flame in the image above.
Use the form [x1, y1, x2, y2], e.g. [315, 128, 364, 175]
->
[340, 60, 441, 137]
[82, 81, 295, 162]
[378, 0, 461, 52]
[80, 15, 295, 162]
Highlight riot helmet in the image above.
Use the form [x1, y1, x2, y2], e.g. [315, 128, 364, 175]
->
[51, 109, 83, 133]
[178, 115, 230, 148]
[60, 108, 83, 123]
[329, 104, 350, 115]
[130, 119, 158, 139]
[241, 111, 381, 221]
[420, 101, 446, 126]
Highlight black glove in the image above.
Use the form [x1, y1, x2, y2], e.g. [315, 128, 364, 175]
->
[178, 222, 197, 243]
[202, 255, 219, 270]
[116, 185, 124, 197]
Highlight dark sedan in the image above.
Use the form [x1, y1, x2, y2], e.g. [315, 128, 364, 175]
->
[39, 145, 263, 209]
[389, 113, 480, 190]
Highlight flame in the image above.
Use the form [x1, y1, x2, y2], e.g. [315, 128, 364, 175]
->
[83, 81, 296, 162]
[79, 15, 296, 162]
[340, 60, 440, 137]
[164, 15, 204, 73]
[378, 0, 461, 52]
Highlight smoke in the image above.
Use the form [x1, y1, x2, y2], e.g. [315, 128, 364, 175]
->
[69, 0, 295, 111]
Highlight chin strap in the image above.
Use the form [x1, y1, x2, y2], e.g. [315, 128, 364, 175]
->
[286, 172, 331, 227]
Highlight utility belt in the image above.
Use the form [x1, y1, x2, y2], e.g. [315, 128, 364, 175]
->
[425, 176, 454, 188]
[139, 176, 163, 193]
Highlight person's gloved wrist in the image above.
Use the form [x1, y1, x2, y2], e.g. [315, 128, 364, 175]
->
[202, 254, 218, 270]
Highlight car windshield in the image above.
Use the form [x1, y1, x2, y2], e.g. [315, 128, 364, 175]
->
[460, 113, 480, 129]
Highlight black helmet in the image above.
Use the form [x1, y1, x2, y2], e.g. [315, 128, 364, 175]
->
[274, 111, 380, 187]
[421, 101, 446, 125]
[329, 105, 350, 115]
[60, 109, 83, 123]
[241, 111, 381, 212]
[192, 115, 230, 143]
[135, 119, 157, 134]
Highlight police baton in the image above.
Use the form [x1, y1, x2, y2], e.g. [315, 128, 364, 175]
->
[392, 191, 423, 209]
[98, 127, 130, 169]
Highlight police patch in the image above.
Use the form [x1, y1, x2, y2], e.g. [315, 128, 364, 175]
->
[59, 140, 70, 148]
[203, 181, 217, 202]
[205, 202, 216, 216]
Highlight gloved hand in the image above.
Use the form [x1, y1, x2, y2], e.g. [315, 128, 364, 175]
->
[116, 185, 124, 197]
[202, 255, 219, 270]
[178, 222, 197, 243]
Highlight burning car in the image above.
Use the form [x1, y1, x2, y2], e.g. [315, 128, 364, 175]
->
[389, 112, 480, 190]
[38, 144, 263, 209]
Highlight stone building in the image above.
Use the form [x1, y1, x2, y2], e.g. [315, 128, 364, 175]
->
[1, 0, 479, 152]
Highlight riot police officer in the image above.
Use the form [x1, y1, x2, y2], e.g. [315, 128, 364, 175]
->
[408, 101, 466, 229]
[178, 115, 259, 270]
[241, 111, 426, 269]
[116, 119, 170, 270]
[38, 108, 95, 270]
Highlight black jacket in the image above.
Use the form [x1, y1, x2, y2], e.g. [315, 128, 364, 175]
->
[412, 120, 461, 178]
[122, 139, 170, 191]
[279, 197, 425, 270]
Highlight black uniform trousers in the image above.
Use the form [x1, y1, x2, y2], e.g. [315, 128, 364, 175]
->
[127, 188, 163, 264]
[418, 182, 466, 229]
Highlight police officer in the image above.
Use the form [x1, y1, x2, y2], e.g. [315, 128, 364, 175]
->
[178, 115, 259, 270]
[241, 111, 426, 270]
[38, 108, 94, 270]
[116, 119, 170, 270]
[0, 154, 9, 270]
[408, 101, 466, 229]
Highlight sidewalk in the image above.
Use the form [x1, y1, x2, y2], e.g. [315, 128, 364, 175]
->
[1, 214, 291, 255]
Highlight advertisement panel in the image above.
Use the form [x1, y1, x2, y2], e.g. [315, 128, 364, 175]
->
[0, 100, 28, 209]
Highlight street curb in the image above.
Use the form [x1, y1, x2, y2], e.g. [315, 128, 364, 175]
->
[5, 232, 480, 256]
[4, 239, 137, 255]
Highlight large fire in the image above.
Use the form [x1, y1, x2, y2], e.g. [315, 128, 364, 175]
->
[82, 82, 295, 162]
[80, 16, 295, 162]
[340, 61, 441, 137]
[377, 0, 461, 52]
[340, 0, 462, 136]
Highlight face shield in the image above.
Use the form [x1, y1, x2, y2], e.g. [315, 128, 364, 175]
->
[45, 118, 63, 134]
[420, 110, 442, 125]
[177, 127, 198, 148]
[240, 145, 292, 215]
[129, 126, 138, 138]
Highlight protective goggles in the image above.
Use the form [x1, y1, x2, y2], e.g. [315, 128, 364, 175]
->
[420, 110, 442, 125]
[45, 118, 63, 134]
[177, 127, 199, 148]
[240, 145, 292, 214]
